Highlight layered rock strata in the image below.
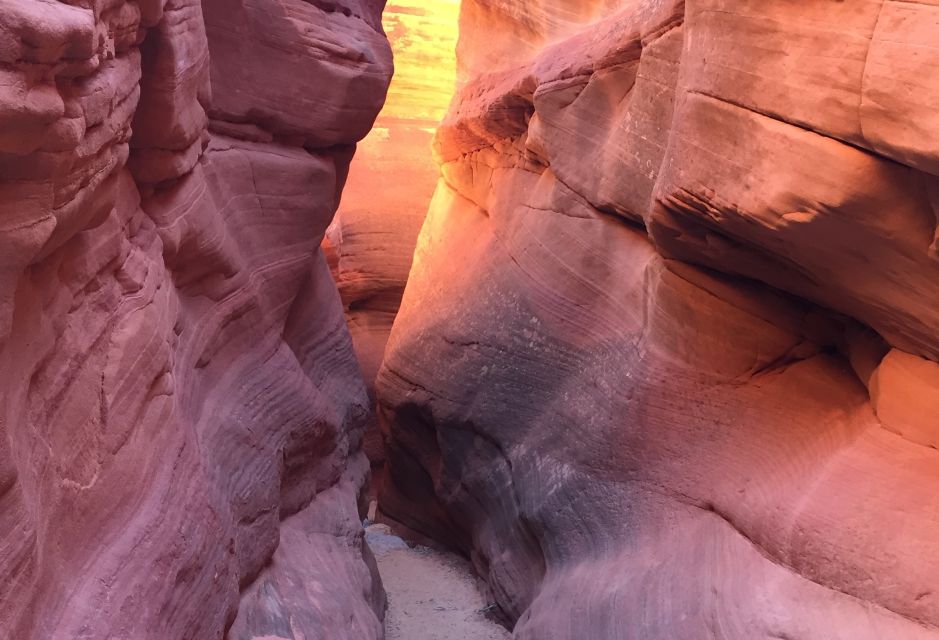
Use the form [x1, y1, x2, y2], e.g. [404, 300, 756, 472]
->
[0, 0, 391, 637]
[378, 0, 939, 637]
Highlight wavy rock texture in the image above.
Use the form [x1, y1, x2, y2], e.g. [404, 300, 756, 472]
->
[455, 0, 634, 79]
[0, 1, 391, 638]
[377, 0, 939, 637]
[325, 0, 459, 479]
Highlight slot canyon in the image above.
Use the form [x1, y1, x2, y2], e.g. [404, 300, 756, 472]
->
[2, 1, 939, 639]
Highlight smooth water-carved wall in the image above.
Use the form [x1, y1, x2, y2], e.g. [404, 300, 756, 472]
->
[378, 1, 939, 637]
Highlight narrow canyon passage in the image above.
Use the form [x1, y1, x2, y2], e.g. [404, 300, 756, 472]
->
[325, 1, 511, 637]
[325, 0, 461, 497]
[3, 0, 939, 639]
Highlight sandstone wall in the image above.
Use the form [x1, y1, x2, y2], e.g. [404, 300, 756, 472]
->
[0, 1, 391, 638]
[377, 0, 939, 637]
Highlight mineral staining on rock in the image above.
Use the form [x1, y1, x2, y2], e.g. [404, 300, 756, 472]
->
[0, 0, 391, 638]
[377, 0, 939, 638]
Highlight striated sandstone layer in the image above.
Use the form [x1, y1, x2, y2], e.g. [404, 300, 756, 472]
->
[0, 1, 391, 638]
[326, 0, 459, 479]
[377, 0, 939, 637]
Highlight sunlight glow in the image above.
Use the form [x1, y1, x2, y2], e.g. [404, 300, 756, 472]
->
[378, 0, 462, 129]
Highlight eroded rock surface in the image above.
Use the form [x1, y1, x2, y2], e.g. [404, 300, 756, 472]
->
[378, 0, 939, 637]
[0, 1, 391, 638]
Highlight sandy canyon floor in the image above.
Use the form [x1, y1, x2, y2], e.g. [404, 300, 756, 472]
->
[366, 525, 510, 640]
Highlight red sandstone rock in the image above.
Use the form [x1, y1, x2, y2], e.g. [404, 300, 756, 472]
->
[455, 0, 635, 79]
[229, 452, 386, 639]
[203, 0, 391, 147]
[378, 0, 939, 637]
[0, 0, 392, 638]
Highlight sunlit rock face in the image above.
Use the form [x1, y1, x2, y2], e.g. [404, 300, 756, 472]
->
[0, 1, 391, 638]
[325, 0, 459, 478]
[456, 0, 632, 78]
[378, 0, 939, 637]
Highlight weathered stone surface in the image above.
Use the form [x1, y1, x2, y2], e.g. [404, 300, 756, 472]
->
[229, 452, 386, 640]
[203, 0, 392, 147]
[378, 0, 939, 637]
[870, 348, 939, 450]
[0, 0, 392, 637]
[650, 0, 939, 362]
[456, 0, 635, 78]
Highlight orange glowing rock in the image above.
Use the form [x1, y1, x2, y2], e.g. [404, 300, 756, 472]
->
[325, 0, 461, 475]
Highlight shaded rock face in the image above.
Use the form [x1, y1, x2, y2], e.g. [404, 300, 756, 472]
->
[0, 1, 391, 638]
[377, 0, 939, 637]
[325, 0, 459, 480]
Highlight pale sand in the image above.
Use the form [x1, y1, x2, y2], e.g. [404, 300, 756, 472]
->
[367, 526, 511, 640]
